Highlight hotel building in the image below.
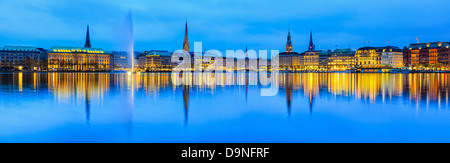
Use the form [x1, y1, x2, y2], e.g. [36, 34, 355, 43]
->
[47, 26, 111, 71]
[328, 49, 356, 70]
[356, 46, 401, 69]
[138, 50, 173, 71]
[381, 47, 403, 68]
[403, 42, 450, 69]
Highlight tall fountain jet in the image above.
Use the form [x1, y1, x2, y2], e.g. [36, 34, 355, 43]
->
[126, 11, 135, 72]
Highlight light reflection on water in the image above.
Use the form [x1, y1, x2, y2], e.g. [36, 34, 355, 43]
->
[0, 72, 449, 142]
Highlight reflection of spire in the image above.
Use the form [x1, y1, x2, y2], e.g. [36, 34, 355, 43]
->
[182, 85, 190, 127]
[85, 76, 91, 125]
[285, 74, 293, 118]
[309, 91, 314, 118]
[245, 73, 249, 104]
[183, 20, 190, 52]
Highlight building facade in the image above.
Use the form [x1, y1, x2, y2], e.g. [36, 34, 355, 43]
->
[47, 47, 111, 71]
[403, 42, 450, 69]
[47, 26, 111, 71]
[138, 50, 173, 71]
[381, 47, 403, 68]
[328, 48, 356, 70]
[319, 50, 331, 70]
[279, 27, 301, 70]
[111, 51, 130, 70]
[0, 46, 47, 70]
[302, 31, 322, 70]
[111, 51, 139, 70]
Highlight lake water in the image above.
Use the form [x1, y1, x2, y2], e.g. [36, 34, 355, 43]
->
[0, 72, 449, 143]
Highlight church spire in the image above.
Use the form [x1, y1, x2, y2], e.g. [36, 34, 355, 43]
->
[285, 25, 293, 53]
[84, 25, 92, 48]
[183, 20, 190, 52]
[308, 30, 315, 51]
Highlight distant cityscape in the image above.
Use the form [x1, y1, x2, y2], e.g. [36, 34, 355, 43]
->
[0, 21, 449, 73]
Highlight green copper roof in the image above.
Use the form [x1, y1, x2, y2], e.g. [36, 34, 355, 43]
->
[333, 48, 355, 53]
[49, 46, 107, 54]
[144, 50, 172, 57]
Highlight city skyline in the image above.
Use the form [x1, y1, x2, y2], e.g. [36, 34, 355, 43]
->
[0, 0, 450, 52]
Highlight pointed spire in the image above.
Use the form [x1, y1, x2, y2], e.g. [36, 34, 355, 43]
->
[285, 25, 293, 53]
[84, 25, 92, 48]
[183, 19, 190, 52]
[308, 30, 315, 51]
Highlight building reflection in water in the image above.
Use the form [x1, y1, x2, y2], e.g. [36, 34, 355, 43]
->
[0, 72, 448, 125]
[182, 84, 189, 127]
[284, 73, 293, 118]
[85, 78, 91, 125]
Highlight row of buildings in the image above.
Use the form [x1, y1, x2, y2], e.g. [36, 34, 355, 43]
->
[279, 29, 450, 71]
[1, 24, 449, 72]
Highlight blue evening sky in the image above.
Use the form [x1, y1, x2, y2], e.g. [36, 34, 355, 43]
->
[0, 0, 449, 52]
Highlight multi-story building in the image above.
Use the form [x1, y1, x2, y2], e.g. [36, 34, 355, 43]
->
[303, 51, 321, 70]
[279, 27, 302, 70]
[111, 51, 139, 70]
[356, 46, 400, 68]
[403, 42, 450, 69]
[328, 48, 356, 70]
[302, 31, 321, 70]
[48, 46, 111, 71]
[138, 50, 173, 71]
[111, 51, 131, 70]
[0, 46, 47, 71]
[381, 47, 403, 68]
[319, 50, 331, 70]
[279, 52, 301, 70]
[47, 26, 111, 71]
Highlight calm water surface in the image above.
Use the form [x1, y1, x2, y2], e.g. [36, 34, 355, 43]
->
[0, 72, 449, 143]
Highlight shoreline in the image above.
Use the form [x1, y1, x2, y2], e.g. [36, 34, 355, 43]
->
[1, 71, 449, 74]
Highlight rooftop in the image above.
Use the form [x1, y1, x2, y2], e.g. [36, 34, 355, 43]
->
[409, 42, 450, 50]
[49, 46, 106, 54]
[1, 45, 39, 52]
[333, 48, 355, 54]
[357, 46, 402, 52]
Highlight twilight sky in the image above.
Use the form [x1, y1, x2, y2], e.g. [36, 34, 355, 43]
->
[0, 0, 449, 52]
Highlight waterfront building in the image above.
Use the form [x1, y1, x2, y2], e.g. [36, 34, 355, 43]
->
[279, 27, 301, 70]
[356, 46, 401, 69]
[0, 46, 47, 71]
[319, 50, 332, 70]
[403, 42, 450, 70]
[328, 48, 356, 70]
[303, 31, 322, 70]
[47, 26, 111, 71]
[285, 26, 293, 53]
[381, 47, 403, 68]
[138, 50, 173, 71]
[111, 51, 130, 70]
[48, 46, 111, 71]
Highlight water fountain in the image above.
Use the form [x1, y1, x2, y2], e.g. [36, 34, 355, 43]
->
[126, 11, 135, 74]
